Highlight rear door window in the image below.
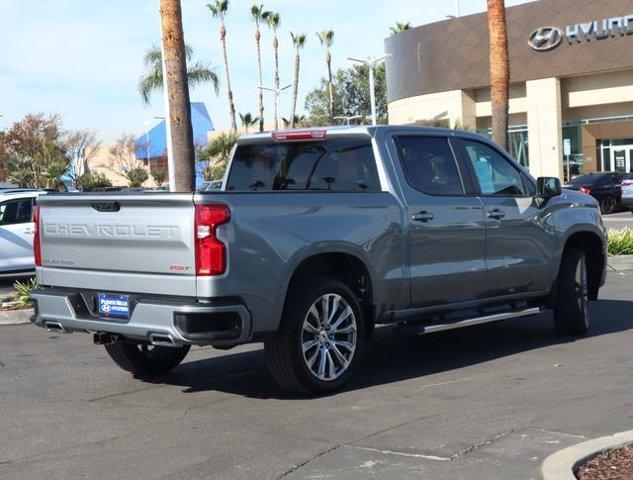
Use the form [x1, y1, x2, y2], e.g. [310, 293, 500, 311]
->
[226, 139, 380, 192]
[393, 136, 464, 195]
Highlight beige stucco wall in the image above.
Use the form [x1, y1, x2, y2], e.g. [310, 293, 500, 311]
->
[88, 145, 153, 188]
[388, 89, 477, 129]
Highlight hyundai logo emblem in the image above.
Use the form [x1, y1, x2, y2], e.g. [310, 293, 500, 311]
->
[528, 26, 563, 51]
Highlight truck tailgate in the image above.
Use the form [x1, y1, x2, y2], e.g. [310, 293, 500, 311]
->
[37, 193, 197, 297]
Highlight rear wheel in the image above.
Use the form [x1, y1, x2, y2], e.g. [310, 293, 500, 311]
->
[600, 195, 616, 215]
[104, 338, 190, 375]
[554, 247, 589, 336]
[264, 277, 365, 395]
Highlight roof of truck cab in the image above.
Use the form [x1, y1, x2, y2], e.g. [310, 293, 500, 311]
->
[237, 125, 487, 142]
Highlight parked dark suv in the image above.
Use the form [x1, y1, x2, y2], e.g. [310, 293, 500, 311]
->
[565, 172, 626, 214]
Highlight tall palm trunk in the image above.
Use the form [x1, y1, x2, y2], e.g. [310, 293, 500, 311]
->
[255, 28, 265, 132]
[159, 0, 195, 191]
[487, 0, 509, 151]
[326, 51, 334, 124]
[220, 24, 237, 131]
[273, 34, 280, 130]
[290, 51, 301, 129]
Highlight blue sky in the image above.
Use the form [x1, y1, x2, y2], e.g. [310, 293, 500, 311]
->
[0, 0, 532, 142]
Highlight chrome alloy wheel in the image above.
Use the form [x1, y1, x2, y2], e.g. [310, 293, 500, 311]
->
[301, 293, 357, 381]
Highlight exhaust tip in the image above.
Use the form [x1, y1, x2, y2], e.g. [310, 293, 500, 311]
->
[149, 333, 175, 347]
[44, 321, 68, 333]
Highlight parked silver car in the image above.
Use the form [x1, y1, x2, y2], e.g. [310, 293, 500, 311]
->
[0, 189, 46, 273]
[621, 174, 633, 212]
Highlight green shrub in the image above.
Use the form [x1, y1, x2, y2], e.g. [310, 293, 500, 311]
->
[127, 167, 149, 188]
[608, 228, 633, 256]
[12, 278, 37, 309]
[79, 172, 112, 191]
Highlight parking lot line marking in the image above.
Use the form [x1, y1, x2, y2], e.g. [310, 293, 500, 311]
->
[348, 445, 451, 462]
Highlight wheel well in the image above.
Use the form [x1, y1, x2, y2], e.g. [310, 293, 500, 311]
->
[562, 232, 605, 301]
[287, 253, 375, 337]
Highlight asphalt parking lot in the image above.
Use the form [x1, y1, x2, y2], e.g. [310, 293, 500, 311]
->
[602, 210, 633, 230]
[1, 270, 632, 479]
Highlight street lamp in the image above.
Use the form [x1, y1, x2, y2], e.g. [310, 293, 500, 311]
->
[333, 115, 363, 126]
[347, 55, 391, 126]
[259, 84, 292, 130]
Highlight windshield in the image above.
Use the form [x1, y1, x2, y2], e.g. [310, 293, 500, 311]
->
[225, 139, 380, 192]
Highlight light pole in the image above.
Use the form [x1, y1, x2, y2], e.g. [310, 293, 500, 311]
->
[333, 115, 363, 126]
[455, 0, 461, 17]
[347, 55, 391, 126]
[259, 84, 292, 130]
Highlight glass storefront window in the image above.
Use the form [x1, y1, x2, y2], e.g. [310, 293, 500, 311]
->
[476, 126, 529, 168]
[598, 138, 633, 173]
[562, 125, 584, 180]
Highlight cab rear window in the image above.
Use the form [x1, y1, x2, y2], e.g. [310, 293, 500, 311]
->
[225, 139, 380, 192]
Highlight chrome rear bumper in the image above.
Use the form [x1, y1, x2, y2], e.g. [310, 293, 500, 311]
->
[30, 288, 252, 347]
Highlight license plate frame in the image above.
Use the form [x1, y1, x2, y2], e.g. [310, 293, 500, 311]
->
[97, 294, 130, 319]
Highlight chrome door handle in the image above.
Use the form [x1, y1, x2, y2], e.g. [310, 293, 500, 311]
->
[412, 211, 434, 223]
[486, 208, 505, 220]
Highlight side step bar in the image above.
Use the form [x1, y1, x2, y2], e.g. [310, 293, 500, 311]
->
[406, 307, 542, 335]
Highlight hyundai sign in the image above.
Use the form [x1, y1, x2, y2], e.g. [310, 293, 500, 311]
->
[529, 14, 633, 51]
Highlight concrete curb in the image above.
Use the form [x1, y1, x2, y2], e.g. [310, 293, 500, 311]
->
[608, 255, 633, 271]
[0, 309, 33, 325]
[541, 430, 633, 480]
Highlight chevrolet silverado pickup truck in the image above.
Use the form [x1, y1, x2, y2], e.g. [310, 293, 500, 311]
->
[30, 126, 607, 395]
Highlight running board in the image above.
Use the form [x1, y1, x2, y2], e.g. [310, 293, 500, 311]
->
[406, 307, 542, 335]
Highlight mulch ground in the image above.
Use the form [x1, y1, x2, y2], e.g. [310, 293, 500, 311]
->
[576, 445, 633, 480]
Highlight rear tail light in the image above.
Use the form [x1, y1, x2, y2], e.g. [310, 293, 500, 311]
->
[271, 129, 327, 142]
[33, 204, 42, 267]
[579, 187, 591, 195]
[194, 204, 230, 276]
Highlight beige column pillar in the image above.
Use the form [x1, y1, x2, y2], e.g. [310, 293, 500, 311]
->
[526, 78, 563, 179]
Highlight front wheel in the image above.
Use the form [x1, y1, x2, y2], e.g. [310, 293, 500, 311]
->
[264, 277, 366, 395]
[105, 338, 190, 375]
[554, 247, 589, 336]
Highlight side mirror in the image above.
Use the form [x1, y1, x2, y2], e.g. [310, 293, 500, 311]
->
[537, 177, 562, 199]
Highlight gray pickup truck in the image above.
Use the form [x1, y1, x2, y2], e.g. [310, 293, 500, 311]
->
[31, 126, 607, 394]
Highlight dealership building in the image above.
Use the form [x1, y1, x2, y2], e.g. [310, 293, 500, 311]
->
[385, 0, 633, 180]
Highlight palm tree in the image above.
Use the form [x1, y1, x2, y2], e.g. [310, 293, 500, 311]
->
[239, 112, 258, 133]
[159, 0, 196, 191]
[282, 115, 305, 129]
[390, 22, 411, 35]
[207, 0, 238, 132]
[251, 4, 267, 132]
[316, 30, 335, 123]
[263, 11, 281, 129]
[487, 0, 510, 151]
[289, 32, 307, 129]
[139, 44, 219, 104]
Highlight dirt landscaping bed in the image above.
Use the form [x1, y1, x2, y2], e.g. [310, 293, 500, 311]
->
[576, 445, 633, 480]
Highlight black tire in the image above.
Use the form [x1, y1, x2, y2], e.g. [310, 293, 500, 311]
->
[600, 195, 616, 215]
[264, 276, 366, 395]
[104, 338, 190, 375]
[554, 247, 589, 336]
